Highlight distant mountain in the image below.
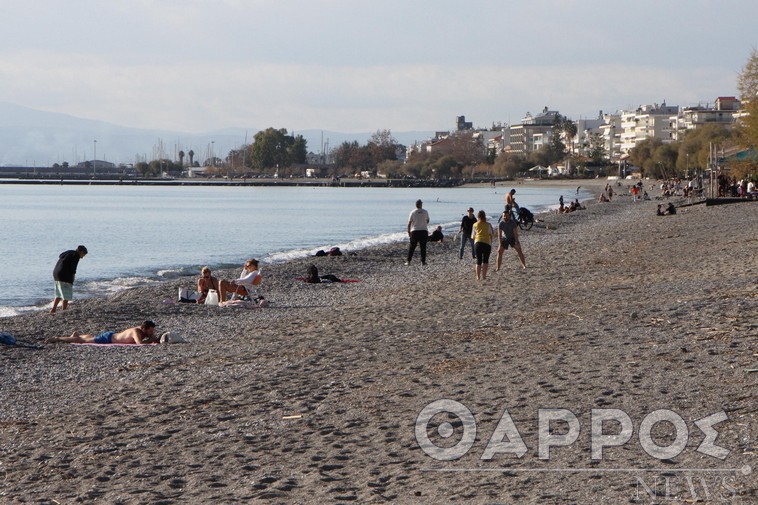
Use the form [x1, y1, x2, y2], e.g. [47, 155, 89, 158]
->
[0, 102, 437, 166]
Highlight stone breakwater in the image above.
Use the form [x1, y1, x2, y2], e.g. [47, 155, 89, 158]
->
[1, 183, 756, 503]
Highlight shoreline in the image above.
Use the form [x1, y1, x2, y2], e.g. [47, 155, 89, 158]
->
[1, 179, 605, 318]
[1, 181, 755, 502]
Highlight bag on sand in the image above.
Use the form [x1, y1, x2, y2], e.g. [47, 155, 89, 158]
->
[0, 331, 16, 345]
[178, 287, 199, 303]
[160, 331, 187, 344]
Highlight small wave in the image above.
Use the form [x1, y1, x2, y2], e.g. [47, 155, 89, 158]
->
[0, 305, 44, 318]
[265, 231, 408, 263]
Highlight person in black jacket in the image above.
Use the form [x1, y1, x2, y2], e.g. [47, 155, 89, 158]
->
[51, 245, 87, 314]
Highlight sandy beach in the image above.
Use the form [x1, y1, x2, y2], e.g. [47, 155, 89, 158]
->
[1, 179, 756, 504]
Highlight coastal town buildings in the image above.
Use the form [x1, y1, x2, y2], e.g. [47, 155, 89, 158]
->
[671, 96, 741, 140]
[404, 96, 746, 173]
[508, 107, 562, 156]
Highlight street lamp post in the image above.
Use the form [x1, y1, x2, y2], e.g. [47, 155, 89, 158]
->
[93, 140, 97, 178]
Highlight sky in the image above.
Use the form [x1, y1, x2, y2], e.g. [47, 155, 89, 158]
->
[1, 0, 756, 135]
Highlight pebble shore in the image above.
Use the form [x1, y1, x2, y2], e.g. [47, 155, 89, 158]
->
[1, 179, 756, 503]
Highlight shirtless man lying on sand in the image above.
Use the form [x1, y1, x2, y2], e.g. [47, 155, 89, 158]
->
[47, 320, 157, 345]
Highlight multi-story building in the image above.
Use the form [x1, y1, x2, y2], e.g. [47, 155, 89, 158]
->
[508, 107, 562, 156]
[570, 114, 605, 155]
[617, 102, 679, 153]
[671, 97, 741, 140]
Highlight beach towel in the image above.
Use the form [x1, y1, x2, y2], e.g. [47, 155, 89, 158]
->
[297, 277, 360, 283]
[219, 299, 269, 309]
[71, 343, 159, 347]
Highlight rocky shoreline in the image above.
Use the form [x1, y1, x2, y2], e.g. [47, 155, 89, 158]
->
[1, 181, 756, 503]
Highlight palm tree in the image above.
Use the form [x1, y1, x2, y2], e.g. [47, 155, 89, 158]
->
[563, 119, 578, 155]
[188, 150, 195, 166]
[178, 150, 185, 167]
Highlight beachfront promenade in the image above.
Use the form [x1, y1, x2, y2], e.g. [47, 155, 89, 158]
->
[0, 175, 464, 188]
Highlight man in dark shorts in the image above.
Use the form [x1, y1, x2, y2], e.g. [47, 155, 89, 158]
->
[47, 321, 157, 345]
[406, 199, 430, 266]
[496, 206, 526, 271]
[51, 245, 87, 314]
[459, 207, 476, 260]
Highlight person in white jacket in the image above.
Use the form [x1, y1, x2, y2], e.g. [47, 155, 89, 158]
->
[218, 259, 261, 301]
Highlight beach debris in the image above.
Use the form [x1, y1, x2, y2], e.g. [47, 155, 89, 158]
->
[282, 415, 302, 420]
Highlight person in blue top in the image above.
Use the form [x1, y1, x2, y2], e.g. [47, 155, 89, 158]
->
[50, 245, 87, 314]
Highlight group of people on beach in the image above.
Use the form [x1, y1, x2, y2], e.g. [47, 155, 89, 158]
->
[47, 241, 263, 344]
[195, 259, 262, 304]
[406, 190, 527, 281]
[557, 194, 586, 213]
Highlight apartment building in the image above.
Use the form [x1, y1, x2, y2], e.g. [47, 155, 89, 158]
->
[508, 107, 561, 156]
[618, 102, 679, 153]
[671, 96, 741, 140]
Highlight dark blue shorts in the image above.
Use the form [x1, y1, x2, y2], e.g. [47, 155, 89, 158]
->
[94, 331, 115, 344]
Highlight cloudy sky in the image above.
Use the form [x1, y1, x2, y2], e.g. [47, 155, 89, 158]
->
[1, 0, 756, 134]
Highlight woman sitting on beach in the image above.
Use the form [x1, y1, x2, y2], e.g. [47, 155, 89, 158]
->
[196, 266, 220, 304]
[218, 259, 261, 301]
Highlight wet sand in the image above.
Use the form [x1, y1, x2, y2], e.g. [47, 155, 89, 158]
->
[1, 180, 756, 503]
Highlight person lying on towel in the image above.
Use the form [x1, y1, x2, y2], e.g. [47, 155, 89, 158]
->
[46, 320, 158, 345]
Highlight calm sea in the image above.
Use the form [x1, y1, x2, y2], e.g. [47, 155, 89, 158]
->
[0, 183, 587, 316]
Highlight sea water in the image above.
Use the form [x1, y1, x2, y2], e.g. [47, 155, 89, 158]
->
[0, 183, 589, 316]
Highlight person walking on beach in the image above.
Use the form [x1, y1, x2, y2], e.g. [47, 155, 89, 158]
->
[50, 245, 87, 314]
[47, 320, 157, 345]
[406, 199, 430, 266]
[459, 207, 477, 260]
[496, 206, 526, 271]
[472, 210, 494, 280]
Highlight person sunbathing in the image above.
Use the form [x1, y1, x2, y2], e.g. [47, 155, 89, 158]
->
[218, 259, 261, 301]
[47, 321, 157, 345]
[196, 266, 220, 304]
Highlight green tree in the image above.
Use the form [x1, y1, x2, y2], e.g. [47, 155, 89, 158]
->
[629, 137, 662, 172]
[431, 155, 461, 179]
[289, 135, 307, 164]
[651, 143, 678, 178]
[584, 132, 608, 165]
[247, 128, 306, 170]
[677, 124, 733, 174]
[562, 119, 578, 154]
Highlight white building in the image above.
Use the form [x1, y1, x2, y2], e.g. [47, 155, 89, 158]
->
[618, 103, 679, 153]
[671, 97, 741, 140]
